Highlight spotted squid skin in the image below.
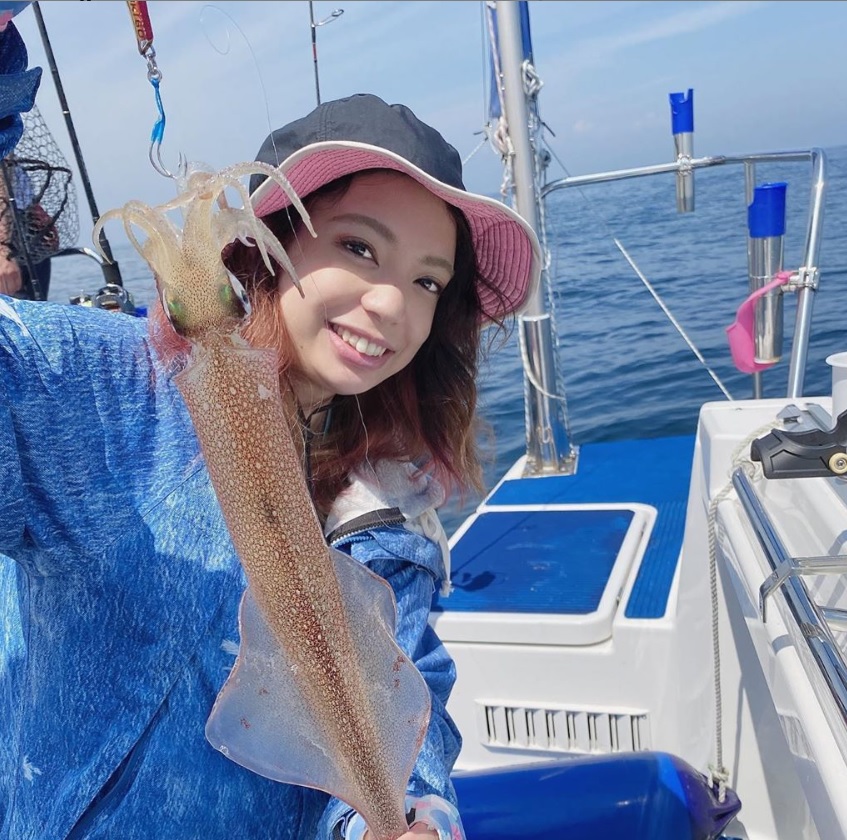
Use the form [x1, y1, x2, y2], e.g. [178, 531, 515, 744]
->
[178, 340, 416, 839]
[96, 164, 428, 840]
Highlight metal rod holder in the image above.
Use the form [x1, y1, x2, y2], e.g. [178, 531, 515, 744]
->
[673, 132, 694, 213]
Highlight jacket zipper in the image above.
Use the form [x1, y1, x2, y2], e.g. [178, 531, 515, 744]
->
[327, 507, 406, 546]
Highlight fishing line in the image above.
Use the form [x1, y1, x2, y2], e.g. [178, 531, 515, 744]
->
[197, 4, 306, 261]
[195, 6, 348, 463]
[614, 238, 734, 401]
[198, 5, 274, 151]
[352, 393, 375, 479]
[197, 4, 335, 390]
[197, 7, 372, 463]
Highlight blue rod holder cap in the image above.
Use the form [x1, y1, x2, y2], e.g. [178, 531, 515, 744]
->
[748, 182, 788, 238]
[669, 89, 694, 135]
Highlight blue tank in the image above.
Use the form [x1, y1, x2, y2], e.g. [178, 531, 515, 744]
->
[453, 751, 741, 840]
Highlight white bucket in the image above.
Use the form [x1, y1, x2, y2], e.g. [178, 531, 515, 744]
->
[826, 351, 847, 420]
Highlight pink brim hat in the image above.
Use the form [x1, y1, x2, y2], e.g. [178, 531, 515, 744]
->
[251, 141, 541, 323]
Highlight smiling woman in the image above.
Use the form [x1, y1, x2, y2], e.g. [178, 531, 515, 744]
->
[226, 165, 473, 515]
[213, 94, 540, 522]
[0, 92, 540, 840]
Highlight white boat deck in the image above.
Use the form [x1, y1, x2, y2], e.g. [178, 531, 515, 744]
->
[433, 397, 847, 839]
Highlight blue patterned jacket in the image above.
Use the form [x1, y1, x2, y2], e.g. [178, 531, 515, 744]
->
[0, 297, 461, 839]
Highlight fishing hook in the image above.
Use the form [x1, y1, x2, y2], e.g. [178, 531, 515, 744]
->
[145, 59, 184, 180]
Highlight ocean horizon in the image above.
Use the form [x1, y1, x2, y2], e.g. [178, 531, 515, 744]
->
[47, 143, 847, 535]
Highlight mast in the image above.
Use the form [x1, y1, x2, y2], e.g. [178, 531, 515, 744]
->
[493, 1, 575, 475]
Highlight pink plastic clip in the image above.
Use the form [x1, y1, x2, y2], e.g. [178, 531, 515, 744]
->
[726, 270, 791, 374]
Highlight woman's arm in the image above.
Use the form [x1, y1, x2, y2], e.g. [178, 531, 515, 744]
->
[317, 524, 466, 840]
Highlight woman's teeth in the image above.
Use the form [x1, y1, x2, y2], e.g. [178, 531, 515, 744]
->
[335, 326, 387, 357]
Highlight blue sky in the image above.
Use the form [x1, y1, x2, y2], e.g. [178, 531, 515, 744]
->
[11, 0, 847, 234]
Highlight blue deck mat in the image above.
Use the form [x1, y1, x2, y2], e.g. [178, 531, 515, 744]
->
[432, 508, 634, 614]
[447, 435, 695, 620]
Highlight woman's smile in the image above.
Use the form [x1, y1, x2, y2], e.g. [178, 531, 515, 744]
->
[277, 170, 457, 412]
[329, 323, 391, 360]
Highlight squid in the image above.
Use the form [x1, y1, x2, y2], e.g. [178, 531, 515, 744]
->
[93, 162, 431, 840]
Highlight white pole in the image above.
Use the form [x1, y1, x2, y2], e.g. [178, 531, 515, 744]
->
[494, 0, 575, 475]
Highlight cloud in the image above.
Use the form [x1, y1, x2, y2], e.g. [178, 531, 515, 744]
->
[561, 1, 768, 71]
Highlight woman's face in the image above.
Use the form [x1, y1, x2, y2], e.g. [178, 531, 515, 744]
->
[277, 171, 457, 412]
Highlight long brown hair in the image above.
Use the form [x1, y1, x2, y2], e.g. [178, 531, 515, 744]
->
[155, 170, 507, 516]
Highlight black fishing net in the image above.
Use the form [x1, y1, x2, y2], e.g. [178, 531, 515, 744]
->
[0, 104, 79, 268]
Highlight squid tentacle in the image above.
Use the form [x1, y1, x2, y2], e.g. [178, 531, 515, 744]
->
[93, 202, 181, 283]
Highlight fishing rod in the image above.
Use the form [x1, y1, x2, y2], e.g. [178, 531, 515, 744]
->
[308, 1, 343, 106]
[31, 0, 123, 286]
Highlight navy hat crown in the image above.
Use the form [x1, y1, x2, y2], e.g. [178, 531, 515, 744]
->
[252, 94, 465, 195]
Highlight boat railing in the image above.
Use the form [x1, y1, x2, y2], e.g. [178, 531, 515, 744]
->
[542, 149, 827, 399]
[730, 466, 847, 762]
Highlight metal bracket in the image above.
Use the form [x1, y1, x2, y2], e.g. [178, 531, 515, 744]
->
[785, 265, 820, 292]
[760, 555, 847, 621]
[821, 606, 847, 633]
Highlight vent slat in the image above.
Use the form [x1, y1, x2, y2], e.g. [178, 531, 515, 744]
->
[477, 703, 650, 755]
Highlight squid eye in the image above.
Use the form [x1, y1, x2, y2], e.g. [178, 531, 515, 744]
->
[225, 269, 252, 317]
[161, 288, 188, 333]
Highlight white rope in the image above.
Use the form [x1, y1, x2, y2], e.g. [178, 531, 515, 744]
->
[704, 418, 781, 801]
[462, 133, 489, 167]
[516, 321, 570, 408]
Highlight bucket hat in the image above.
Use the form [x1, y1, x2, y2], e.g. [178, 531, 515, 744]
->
[249, 93, 540, 322]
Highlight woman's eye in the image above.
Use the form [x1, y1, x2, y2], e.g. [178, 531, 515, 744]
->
[343, 239, 374, 260]
[416, 276, 444, 296]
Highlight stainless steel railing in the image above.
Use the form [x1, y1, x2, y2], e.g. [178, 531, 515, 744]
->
[543, 149, 827, 399]
[731, 468, 847, 739]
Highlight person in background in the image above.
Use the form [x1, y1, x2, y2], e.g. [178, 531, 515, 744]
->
[0, 93, 540, 838]
[0, 1, 42, 297]
[0, 151, 58, 299]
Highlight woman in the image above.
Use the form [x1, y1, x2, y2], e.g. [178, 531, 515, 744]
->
[0, 93, 540, 839]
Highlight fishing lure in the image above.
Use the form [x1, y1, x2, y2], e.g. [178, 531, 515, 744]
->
[93, 162, 431, 840]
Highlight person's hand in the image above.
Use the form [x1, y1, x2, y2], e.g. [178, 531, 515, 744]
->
[364, 825, 438, 839]
[0, 250, 21, 295]
[398, 826, 438, 839]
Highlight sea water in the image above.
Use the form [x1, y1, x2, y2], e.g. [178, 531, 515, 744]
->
[48, 146, 847, 534]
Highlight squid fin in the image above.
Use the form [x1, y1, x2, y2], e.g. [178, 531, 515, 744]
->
[205, 547, 431, 828]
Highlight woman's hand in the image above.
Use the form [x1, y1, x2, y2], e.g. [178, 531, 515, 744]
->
[364, 825, 438, 839]
[399, 826, 438, 839]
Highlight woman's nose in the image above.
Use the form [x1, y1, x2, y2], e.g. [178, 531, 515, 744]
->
[361, 281, 406, 323]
